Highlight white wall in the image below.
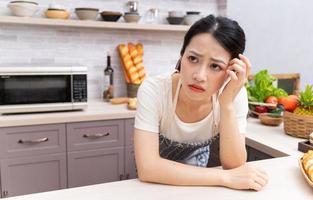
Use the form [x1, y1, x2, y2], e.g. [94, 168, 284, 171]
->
[0, 0, 222, 99]
[227, 0, 312, 89]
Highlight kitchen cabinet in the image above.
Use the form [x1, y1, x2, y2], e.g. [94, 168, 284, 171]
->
[124, 119, 137, 179]
[67, 147, 124, 187]
[0, 154, 66, 198]
[0, 118, 137, 197]
[0, 124, 67, 198]
[66, 120, 127, 187]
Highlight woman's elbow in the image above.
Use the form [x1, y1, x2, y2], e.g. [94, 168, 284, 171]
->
[222, 155, 247, 169]
[136, 163, 155, 182]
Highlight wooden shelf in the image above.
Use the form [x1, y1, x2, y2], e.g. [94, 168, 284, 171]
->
[0, 15, 189, 32]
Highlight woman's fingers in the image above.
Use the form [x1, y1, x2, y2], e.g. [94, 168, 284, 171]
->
[250, 168, 269, 191]
[227, 70, 238, 81]
[238, 54, 251, 78]
[227, 63, 246, 83]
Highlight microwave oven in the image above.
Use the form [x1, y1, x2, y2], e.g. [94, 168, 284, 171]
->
[0, 65, 88, 114]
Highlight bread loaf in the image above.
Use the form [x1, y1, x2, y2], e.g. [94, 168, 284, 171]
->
[117, 42, 146, 84]
[302, 150, 313, 181]
[127, 98, 137, 110]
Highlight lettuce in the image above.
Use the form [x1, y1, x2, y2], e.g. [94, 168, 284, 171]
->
[245, 70, 288, 102]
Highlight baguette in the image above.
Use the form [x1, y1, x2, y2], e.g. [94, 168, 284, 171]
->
[117, 43, 146, 84]
[110, 97, 130, 104]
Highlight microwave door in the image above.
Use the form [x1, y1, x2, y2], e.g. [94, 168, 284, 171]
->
[0, 75, 72, 105]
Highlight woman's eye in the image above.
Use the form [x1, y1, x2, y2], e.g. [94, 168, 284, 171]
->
[210, 64, 222, 71]
[188, 56, 198, 63]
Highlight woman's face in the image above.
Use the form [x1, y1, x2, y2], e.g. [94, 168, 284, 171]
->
[180, 33, 231, 102]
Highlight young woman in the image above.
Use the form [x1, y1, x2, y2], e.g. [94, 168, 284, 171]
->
[134, 15, 268, 191]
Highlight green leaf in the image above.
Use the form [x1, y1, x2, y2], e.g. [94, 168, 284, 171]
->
[244, 69, 288, 102]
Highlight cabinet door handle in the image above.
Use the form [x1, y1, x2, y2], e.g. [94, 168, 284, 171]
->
[83, 133, 110, 139]
[18, 137, 48, 144]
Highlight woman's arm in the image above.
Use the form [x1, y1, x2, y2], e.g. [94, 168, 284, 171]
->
[219, 103, 247, 169]
[134, 128, 224, 186]
[134, 128, 268, 190]
[218, 54, 251, 169]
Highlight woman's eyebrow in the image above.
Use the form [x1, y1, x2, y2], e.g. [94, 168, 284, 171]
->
[188, 50, 203, 57]
[188, 50, 228, 67]
[210, 57, 227, 66]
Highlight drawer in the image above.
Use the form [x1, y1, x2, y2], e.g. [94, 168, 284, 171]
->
[125, 118, 135, 146]
[0, 124, 66, 158]
[67, 120, 124, 151]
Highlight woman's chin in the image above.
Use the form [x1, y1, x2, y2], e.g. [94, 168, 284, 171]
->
[185, 92, 207, 102]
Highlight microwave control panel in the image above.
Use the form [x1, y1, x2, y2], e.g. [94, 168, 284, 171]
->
[73, 75, 87, 102]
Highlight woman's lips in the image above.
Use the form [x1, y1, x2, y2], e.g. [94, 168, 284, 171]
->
[188, 84, 205, 93]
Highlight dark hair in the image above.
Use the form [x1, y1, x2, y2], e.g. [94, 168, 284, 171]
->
[176, 14, 245, 71]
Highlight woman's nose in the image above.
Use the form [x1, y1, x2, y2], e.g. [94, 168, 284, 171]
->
[193, 66, 207, 82]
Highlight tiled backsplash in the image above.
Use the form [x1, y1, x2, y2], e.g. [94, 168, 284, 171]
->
[0, 0, 225, 99]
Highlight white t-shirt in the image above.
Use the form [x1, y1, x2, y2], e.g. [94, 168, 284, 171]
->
[134, 74, 248, 143]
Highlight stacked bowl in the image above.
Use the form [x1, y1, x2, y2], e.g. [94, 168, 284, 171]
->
[7, 0, 38, 17]
[167, 11, 184, 25]
[75, 8, 99, 20]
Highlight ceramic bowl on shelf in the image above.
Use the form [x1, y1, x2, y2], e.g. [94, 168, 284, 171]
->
[45, 8, 70, 20]
[184, 12, 201, 25]
[168, 10, 184, 18]
[123, 12, 141, 23]
[75, 8, 99, 20]
[167, 16, 184, 25]
[100, 11, 122, 22]
[7, 1, 38, 17]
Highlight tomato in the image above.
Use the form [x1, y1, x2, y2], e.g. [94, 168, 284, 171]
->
[255, 106, 268, 113]
[277, 96, 298, 112]
[265, 96, 278, 104]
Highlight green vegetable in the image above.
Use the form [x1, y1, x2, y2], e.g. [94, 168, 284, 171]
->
[245, 70, 288, 102]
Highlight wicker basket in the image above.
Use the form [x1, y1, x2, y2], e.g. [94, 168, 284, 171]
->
[283, 111, 313, 138]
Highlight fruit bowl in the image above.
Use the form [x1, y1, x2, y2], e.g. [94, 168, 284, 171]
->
[248, 101, 278, 117]
[259, 113, 283, 126]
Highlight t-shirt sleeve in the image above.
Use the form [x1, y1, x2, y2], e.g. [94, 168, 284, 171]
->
[233, 86, 249, 134]
[134, 79, 161, 133]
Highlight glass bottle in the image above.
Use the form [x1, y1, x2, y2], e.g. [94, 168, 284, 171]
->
[103, 52, 114, 101]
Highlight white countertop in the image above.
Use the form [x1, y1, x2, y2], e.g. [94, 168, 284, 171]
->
[0, 100, 136, 128]
[246, 118, 305, 157]
[5, 156, 313, 200]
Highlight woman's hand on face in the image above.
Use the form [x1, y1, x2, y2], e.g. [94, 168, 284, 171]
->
[222, 164, 269, 191]
[218, 54, 251, 107]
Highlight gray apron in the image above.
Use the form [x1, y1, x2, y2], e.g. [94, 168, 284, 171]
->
[159, 78, 220, 167]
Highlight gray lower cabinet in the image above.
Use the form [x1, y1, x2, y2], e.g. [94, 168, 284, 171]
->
[0, 118, 137, 197]
[67, 147, 124, 187]
[124, 119, 137, 179]
[125, 146, 137, 179]
[0, 153, 66, 198]
[66, 119, 136, 188]
[0, 124, 67, 198]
